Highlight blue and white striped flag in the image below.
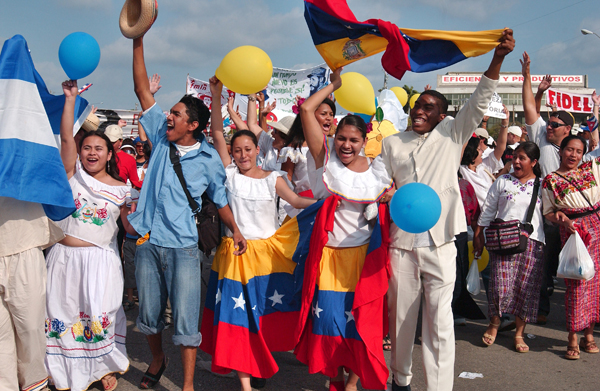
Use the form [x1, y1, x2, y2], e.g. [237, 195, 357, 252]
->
[0, 35, 90, 220]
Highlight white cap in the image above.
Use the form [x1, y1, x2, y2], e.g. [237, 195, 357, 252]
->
[507, 126, 522, 138]
[104, 124, 123, 142]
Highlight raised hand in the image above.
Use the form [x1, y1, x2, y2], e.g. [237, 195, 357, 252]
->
[330, 67, 343, 89]
[424, 84, 432, 91]
[592, 90, 600, 106]
[261, 99, 276, 116]
[209, 75, 223, 96]
[495, 29, 515, 58]
[520, 51, 530, 77]
[538, 74, 552, 92]
[62, 80, 78, 98]
[148, 74, 162, 95]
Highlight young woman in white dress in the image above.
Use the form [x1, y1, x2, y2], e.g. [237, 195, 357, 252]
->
[200, 76, 316, 391]
[45, 80, 134, 391]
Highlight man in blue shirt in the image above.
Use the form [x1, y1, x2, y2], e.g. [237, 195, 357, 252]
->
[129, 33, 247, 391]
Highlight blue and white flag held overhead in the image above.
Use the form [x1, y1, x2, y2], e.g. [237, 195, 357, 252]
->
[0, 34, 90, 220]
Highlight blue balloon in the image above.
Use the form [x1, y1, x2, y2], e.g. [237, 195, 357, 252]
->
[390, 183, 441, 234]
[59, 32, 100, 80]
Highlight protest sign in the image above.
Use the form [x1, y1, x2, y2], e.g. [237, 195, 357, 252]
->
[546, 88, 593, 113]
[484, 92, 507, 119]
[231, 64, 331, 122]
[186, 75, 234, 109]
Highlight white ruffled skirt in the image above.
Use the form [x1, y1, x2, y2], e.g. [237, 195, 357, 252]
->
[45, 243, 128, 391]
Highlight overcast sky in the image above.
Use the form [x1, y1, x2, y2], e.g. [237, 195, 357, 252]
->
[2, 0, 599, 110]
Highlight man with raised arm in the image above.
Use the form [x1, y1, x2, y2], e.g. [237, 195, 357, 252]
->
[381, 29, 515, 391]
[129, 33, 247, 391]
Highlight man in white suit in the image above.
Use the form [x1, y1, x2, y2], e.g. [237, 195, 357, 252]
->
[381, 29, 515, 391]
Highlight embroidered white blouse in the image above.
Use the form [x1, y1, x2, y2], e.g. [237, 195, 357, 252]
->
[478, 174, 545, 244]
[57, 166, 131, 252]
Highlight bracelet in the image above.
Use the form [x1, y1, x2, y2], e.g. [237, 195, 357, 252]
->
[481, 120, 487, 123]
[500, 124, 508, 128]
[247, 96, 256, 102]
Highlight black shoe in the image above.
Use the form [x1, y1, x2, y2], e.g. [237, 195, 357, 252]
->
[391, 379, 411, 391]
[250, 376, 267, 389]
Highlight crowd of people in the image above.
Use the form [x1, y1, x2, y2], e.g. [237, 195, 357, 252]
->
[1, 20, 599, 391]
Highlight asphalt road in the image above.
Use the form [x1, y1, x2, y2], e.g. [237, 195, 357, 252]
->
[83, 267, 600, 391]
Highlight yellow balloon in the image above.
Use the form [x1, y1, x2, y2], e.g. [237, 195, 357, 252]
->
[409, 93, 420, 109]
[467, 241, 490, 272]
[216, 46, 273, 95]
[335, 72, 376, 115]
[390, 86, 408, 107]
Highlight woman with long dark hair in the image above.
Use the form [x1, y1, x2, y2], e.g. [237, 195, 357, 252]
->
[542, 135, 600, 360]
[45, 80, 133, 391]
[294, 68, 393, 391]
[278, 97, 337, 206]
[474, 142, 545, 353]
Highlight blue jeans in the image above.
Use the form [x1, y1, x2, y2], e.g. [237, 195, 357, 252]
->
[134, 241, 202, 346]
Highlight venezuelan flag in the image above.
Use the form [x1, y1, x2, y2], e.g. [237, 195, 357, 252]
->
[294, 195, 391, 390]
[200, 201, 323, 378]
[305, 0, 505, 80]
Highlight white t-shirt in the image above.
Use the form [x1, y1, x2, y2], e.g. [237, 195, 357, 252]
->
[176, 142, 200, 157]
[527, 117, 560, 178]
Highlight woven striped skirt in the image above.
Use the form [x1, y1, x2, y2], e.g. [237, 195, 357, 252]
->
[487, 237, 544, 323]
[560, 210, 600, 333]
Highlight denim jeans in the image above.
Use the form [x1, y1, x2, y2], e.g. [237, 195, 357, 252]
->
[134, 241, 202, 346]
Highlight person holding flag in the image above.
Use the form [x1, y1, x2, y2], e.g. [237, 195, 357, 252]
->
[294, 67, 394, 391]
[381, 29, 515, 391]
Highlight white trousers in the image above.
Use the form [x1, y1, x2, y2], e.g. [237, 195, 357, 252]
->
[0, 247, 48, 391]
[388, 242, 456, 391]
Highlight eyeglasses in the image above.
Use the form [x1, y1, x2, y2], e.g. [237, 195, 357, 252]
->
[549, 121, 567, 129]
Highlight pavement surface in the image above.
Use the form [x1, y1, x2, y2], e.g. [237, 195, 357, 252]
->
[84, 264, 600, 391]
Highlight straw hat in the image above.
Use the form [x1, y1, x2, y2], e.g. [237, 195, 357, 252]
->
[81, 112, 100, 132]
[119, 0, 159, 39]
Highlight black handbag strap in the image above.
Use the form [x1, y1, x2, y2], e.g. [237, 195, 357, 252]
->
[524, 179, 540, 225]
[169, 143, 200, 214]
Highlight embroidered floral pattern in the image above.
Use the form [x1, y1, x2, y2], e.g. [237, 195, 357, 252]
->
[543, 161, 597, 205]
[70, 312, 112, 343]
[46, 318, 66, 339]
[501, 175, 541, 204]
[71, 194, 110, 226]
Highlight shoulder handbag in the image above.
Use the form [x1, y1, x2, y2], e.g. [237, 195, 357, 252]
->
[169, 143, 221, 256]
[484, 178, 540, 256]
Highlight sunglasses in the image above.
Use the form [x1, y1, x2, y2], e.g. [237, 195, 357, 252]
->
[549, 121, 567, 129]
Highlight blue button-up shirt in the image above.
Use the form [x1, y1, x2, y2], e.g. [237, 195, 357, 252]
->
[128, 104, 228, 248]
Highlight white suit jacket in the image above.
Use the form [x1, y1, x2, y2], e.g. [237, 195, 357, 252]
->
[381, 75, 498, 250]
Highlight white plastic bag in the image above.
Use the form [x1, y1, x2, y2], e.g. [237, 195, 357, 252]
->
[557, 232, 595, 281]
[466, 258, 481, 295]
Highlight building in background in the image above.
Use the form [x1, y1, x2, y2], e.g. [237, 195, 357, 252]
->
[436, 72, 594, 128]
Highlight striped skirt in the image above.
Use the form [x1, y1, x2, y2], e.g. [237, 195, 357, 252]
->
[487, 238, 544, 323]
[560, 210, 600, 333]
